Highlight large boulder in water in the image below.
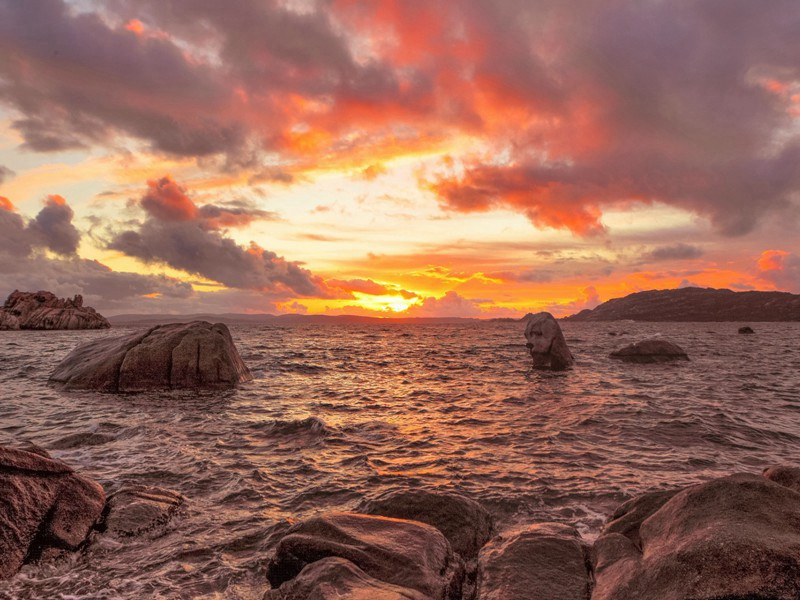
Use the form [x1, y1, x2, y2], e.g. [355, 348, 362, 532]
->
[523, 312, 574, 370]
[609, 339, 688, 363]
[49, 321, 252, 392]
[264, 557, 428, 600]
[357, 489, 493, 559]
[592, 473, 800, 600]
[476, 523, 590, 600]
[266, 512, 463, 599]
[0, 446, 106, 580]
[0, 290, 109, 330]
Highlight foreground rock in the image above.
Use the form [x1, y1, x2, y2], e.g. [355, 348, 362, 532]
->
[609, 339, 689, 363]
[358, 489, 493, 559]
[476, 523, 590, 600]
[738, 325, 755, 334]
[593, 473, 800, 600]
[523, 312, 574, 370]
[103, 485, 184, 539]
[0, 446, 105, 580]
[0, 290, 109, 330]
[49, 321, 252, 392]
[267, 512, 463, 599]
[264, 557, 428, 600]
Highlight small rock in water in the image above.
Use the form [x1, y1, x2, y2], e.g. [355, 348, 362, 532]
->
[738, 325, 755, 334]
[103, 485, 185, 539]
[609, 339, 689, 363]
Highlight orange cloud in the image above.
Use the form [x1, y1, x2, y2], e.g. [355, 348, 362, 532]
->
[0, 197, 14, 211]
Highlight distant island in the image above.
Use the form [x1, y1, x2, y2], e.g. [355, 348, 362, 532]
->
[564, 287, 800, 322]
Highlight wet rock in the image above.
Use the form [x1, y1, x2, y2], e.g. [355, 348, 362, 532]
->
[0, 446, 105, 580]
[358, 489, 493, 559]
[593, 473, 800, 600]
[609, 339, 689, 363]
[523, 312, 574, 370]
[602, 488, 680, 547]
[0, 290, 109, 330]
[263, 557, 428, 600]
[476, 522, 590, 600]
[49, 321, 253, 392]
[739, 325, 755, 334]
[763, 465, 800, 493]
[267, 512, 463, 599]
[103, 485, 184, 538]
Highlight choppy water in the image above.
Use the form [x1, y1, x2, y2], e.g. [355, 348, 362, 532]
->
[1, 321, 799, 599]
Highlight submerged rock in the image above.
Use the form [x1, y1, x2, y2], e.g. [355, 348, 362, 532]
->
[358, 489, 493, 559]
[476, 523, 590, 600]
[103, 485, 184, 538]
[523, 312, 574, 370]
[267, 512, 463, 599]
[739, 325, 755, 334]
[0, 290, 109, 330]
[609, 339, 689, 363]
[49, 321, 253, 392]
[264, 557, 428, 600]
[593, 473, 800, 600]
[0, 446, 105, 580]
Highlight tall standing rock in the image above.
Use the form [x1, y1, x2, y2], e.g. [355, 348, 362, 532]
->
[0, 290, 110, 330]
[49, 321, 253, 392]
[0, 446, 106, 580]
[523, 312, 574, 370]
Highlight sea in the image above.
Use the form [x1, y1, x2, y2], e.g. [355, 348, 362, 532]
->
[1, 321, 799, 599]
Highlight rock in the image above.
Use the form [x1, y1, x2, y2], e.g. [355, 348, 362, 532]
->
[523, 312, 574, 370]
[609, 339, 689, 363]
[263, 557, 428, 600]
[0, 446, 105, 580]
[739, 325, 755, 334]
[602, 488, 680, 547]
[357, 489, 493, 559]
[49, 321, 253, 392]
[0, 290, 109, 330]
[476, 522, 590, 600]
[266, 512, 463, 599]
[763, 465, 800, 493]
[592, 473, 800, 600]
[103, 485, 184, 538]
[50, 432, 115, 449]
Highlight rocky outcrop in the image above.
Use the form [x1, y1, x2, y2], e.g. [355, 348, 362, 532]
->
[358, 489, 493, 559]
[266, 512, 463, 599]
[49, 321, 252, 392]
[609, 339, 689, 363]
[264, 557, 428, 600]
[0, 446, 106, 580]
[524, 312, 574, 370]
[0, 290, 110, 330]
[476, 523, 591, 600]
[103, 485, 184, 539]
[565, 287, 800, 321]
[592, 473, 800, 600]
[739, 325, 755, 334]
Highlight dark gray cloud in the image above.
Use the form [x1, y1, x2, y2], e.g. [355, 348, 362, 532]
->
[646, 244, 704, 262]
[27, 196, 81, 255]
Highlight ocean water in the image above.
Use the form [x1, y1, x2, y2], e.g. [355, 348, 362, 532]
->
[1, 321, 799, 599]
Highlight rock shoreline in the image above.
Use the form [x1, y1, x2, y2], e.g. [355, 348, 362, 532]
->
[3, 443, 800, 599]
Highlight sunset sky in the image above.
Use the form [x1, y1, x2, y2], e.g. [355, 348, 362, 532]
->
[0, 0, 798, 317]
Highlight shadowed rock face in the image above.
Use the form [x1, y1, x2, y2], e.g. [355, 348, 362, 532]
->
[264, 557, 428, 600]
[609, 339, 689, 363]
[0, 446, 105, 580]
[266, 512, 463, 599]
[49, 321, 252, 392]
[358, 489, 493, 560]
[523, 312, 574, 370]
[0, 290, 109, 330]
[593, 473, 800, 600]
[476, 523, 590, 600]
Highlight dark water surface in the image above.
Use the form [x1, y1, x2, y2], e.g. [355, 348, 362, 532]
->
[1, 322, 799, 598]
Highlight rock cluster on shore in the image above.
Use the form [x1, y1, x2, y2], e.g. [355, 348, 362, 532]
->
[49, 321, 253, 392]
[0, 290, 110, 330]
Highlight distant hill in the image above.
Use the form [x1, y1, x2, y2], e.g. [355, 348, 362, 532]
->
[108, 312, 480, 326]
[564, 288, 800, 321]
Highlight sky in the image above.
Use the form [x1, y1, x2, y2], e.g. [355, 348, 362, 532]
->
[0, 0, 798, 318]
